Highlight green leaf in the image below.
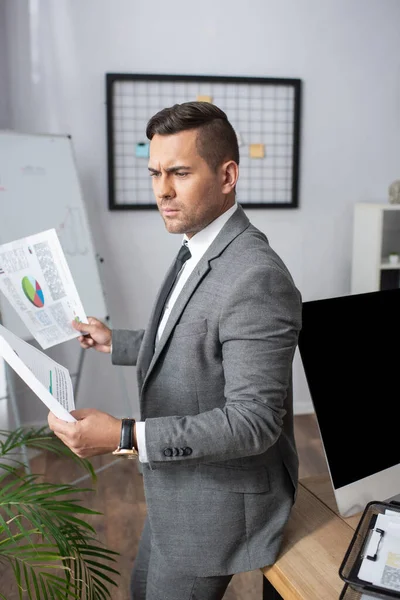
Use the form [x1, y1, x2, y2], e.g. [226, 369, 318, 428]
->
[23, 562, 34, 600]
[92, 579, 109, 600]
[38, 572, 50, 600]
[0, 427, 96, 481]
[85, 566, 118, 587]
[80, 559, 120, 575]
[11, 559, 23, 600]
[0, 426, 120, 599]
[31, 568, 41, 600]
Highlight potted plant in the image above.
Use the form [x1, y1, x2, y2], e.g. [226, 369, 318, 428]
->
[388, 252, 399, 264]
[0, 426, 120, 599]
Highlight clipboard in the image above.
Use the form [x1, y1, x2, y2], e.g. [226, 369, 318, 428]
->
[339, 500, 400, 599]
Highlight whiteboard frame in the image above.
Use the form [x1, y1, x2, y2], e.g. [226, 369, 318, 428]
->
[0, 131, 109, 340]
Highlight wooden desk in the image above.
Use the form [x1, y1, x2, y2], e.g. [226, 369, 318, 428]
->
[261, 475, 362, 599]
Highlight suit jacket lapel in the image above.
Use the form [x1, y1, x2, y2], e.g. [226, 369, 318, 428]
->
[140, 205, 250, 388]
[136, 260, 177, 379]
[145, 260, 211, 377]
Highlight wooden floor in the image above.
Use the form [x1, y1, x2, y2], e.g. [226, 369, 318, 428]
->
[1, 414, 329, 599]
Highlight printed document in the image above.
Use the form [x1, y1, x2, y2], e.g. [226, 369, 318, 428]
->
[358, 510, 400, 593]
[0, 229, 88, 349]
[0, 324, 76, 422]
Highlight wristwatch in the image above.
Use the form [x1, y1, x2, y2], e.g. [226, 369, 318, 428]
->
[112, 418, 138, 459]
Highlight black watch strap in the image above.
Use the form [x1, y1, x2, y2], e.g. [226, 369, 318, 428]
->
[113, 418, 138, 458]
[120, 418, 135, 450]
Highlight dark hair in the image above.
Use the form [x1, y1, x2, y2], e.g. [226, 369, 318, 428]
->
[146, 101, 239, 171]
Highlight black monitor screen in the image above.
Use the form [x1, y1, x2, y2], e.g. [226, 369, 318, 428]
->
[298, 288, 400, 489]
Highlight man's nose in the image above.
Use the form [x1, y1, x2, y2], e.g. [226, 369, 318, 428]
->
[157, 176, 175, 199]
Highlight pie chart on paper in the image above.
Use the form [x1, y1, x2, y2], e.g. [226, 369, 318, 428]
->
[21, 276, 45, 308]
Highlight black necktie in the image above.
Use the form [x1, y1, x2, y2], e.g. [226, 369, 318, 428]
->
[154, 243, 192, 330]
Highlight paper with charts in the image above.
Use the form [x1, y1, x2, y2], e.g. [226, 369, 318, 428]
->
[0, 324, 76, 422]
[0, 228, 88, 349]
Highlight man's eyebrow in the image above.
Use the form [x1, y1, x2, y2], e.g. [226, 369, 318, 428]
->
[148, 165, 191, 174]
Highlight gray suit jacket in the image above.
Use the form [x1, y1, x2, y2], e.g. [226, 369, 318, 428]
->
[112, 205, 302, 576]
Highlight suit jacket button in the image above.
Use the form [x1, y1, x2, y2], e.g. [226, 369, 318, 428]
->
[173, 447, 180, 456]
[163, 448, 173, 457]
[183, 447, 192, 456]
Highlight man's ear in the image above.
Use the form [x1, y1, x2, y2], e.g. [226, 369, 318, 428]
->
[221, 161, 239, 194]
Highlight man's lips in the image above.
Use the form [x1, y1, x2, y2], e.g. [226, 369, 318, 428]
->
[162, 207, 179, 216]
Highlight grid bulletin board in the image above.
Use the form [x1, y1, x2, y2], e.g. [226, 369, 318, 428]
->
[106, 74, 302, 210]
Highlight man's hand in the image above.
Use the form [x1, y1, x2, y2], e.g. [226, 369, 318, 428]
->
[72, 317, 112, 353]
[48, 408, 121, 458]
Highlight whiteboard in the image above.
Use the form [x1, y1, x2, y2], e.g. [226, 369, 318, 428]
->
[0, 131, 108, 340]
[0, 358, 6, 399]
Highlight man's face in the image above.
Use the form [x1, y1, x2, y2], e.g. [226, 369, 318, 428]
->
[148, 129, 234, 238]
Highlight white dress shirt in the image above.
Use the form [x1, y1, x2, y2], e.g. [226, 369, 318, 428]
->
[132, 203, 237, 462]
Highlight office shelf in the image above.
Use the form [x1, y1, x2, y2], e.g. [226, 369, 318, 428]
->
[351, 203, 400, 294]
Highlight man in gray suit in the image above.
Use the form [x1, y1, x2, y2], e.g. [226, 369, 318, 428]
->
[48, 101, 302, 600]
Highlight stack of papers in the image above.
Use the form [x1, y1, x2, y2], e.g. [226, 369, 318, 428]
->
[0, 228, 89, 421]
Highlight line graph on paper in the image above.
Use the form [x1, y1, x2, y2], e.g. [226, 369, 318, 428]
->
[57, 207, 89, 256]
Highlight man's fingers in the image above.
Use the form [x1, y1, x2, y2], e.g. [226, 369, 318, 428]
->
[48, 411, 74, 435]
[72, 319, 96, 334]
[70, 408, 93, 419]
[87, 316, 102, 326]
[72, 316, 110, 352]
[79, 336, 94, 347]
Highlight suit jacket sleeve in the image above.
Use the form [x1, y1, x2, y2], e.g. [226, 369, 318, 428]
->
[144, 262, 302, 467]
[111, 329, 145, 366]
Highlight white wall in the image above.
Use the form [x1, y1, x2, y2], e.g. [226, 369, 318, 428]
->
[0, 0, 10, 424]
[0, 0, 10, 128]
[2, 0, 400, 422]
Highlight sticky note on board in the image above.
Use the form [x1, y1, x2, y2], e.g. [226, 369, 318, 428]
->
[135, 142, 150, 158]
[249, 144, 265, 159]
[197, 95, 213, 103]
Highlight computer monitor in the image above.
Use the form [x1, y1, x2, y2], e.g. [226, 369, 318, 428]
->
[298, 288, 400, 517]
